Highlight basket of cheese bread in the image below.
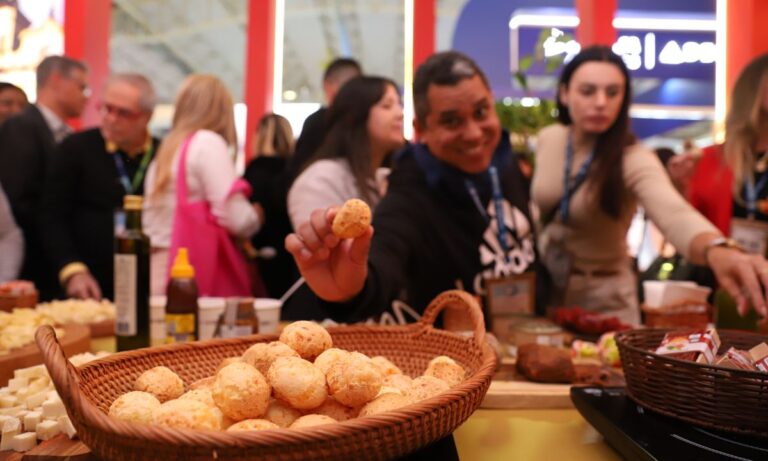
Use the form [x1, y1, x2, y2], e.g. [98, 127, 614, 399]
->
[35, 290, 497, 460]
[616, 328, 768, 438]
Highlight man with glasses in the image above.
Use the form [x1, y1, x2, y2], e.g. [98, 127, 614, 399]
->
[39, 74, 158, 300]
[0, 55, 89, 299]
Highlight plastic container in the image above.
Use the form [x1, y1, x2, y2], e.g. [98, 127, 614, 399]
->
[254, 298, 281, 334]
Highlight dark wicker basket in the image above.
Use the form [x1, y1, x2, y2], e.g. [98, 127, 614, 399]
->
[616, 328, 768, 438]
[36, 290, 497, 461]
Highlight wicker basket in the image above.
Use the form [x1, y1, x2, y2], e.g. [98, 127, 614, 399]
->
[36, 290, 497, 460]
[616, 328, 768, 438]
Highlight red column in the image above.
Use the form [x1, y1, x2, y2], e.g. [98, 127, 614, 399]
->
[575, 0, 616, 47]
[726, 0, 768, 103]
[413, 0, 435, 70]
[64, 0, 111, 129]
[244, 0, 276, 163]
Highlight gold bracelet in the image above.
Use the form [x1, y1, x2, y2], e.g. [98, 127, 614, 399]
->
[703, 237, 744, 265]
[59, 262, 89, 285]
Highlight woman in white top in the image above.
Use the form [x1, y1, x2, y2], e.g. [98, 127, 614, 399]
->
[287, 76, 405, 229]
[144, 74, 261, 295]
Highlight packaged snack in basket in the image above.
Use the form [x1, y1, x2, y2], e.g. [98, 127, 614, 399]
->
[715, 347, 755, 370]
[654, 328, 721, 364]
[748, 343, 768, 372]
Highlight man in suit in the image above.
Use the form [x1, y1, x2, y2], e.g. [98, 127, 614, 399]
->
[0, 56, 89, 299]
[39, 74, 158, 301]
[286, 57, 361, 182]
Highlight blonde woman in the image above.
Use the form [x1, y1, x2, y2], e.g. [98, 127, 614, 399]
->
[243, 113, 297, 298]
[144, 74, 261, 296]
[689, 53, 768, 245]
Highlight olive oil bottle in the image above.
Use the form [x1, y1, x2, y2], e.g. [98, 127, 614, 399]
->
[114, 195, 151, 351]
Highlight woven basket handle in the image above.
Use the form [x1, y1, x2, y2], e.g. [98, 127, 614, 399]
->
[35, 325, 85, 421]
[419, 290, 486, 349]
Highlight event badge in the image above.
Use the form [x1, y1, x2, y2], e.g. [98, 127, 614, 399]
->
[731, 217, 768, 257]
[485, 273, 536, 345]
[485, 272, 536, 316]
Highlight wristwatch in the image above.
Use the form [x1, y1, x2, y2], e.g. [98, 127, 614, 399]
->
[703, 237, 743, 264]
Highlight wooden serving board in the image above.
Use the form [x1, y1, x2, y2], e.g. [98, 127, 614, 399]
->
[0, 435, 94, 461]
[481, 358, 624, 410]
[483, 379, 575, 409]
[86, 319, 115, 339]
[0, 324, 90, 387]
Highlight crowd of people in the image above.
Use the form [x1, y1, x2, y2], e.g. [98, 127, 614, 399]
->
[1, 48, 767, 329]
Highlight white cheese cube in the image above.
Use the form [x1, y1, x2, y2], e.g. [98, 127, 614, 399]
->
[7, 378, 29, 393]
[26, 377, 51, 396]
[35, 419, 60, 441]
[41, 398, 66, 419]
[23, 411, 41, 432]
[0, 395, 17, 408]
[14, 387, 31, 400]
[57, 415, 76, 439]
[0, 406, 24, 416]
[1, 417, 21, 451]
[12, 409, 28, 421]
[25, 390, 48, 410]
[11, 432, 36, 452]
[14, 365, 46, 381]
[45, 390, 59, 401]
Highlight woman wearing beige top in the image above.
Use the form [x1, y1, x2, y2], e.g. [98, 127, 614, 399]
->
[532, 46, 768, 324]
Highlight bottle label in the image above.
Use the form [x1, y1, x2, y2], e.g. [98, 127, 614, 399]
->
[114, 254, 137, 336]
[219, 325, 253, 339]
[165, 314, 197, 343]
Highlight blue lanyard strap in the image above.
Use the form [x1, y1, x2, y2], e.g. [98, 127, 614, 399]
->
[112, 142, 154, 195]
[489, 166, 510, 262]
[559, 140, 594, 223]
[465, 166, 510, 263]
[744, 173, 768, 218]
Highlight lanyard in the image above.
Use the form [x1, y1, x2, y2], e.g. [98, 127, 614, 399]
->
[744, 173, 768, 219]
[113, 142, 154, 195]
[559, 140, 594, 223]
[465, 166, 510, 262]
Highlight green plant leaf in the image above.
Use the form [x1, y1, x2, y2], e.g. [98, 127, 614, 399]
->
[513, 71, 528, 92]
[519, 55, 533, 72]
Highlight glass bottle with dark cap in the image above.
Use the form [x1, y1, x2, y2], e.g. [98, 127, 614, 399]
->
[115, 194, 151, 351]
[214, 297, 259, 338]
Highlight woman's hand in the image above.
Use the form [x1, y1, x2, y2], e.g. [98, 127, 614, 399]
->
[707, 247, 768, 317]
[284, 207, 373, 302]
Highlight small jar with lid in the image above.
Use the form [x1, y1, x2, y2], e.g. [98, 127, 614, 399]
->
[213, 297, 259, 338]
[512, 319, 566, 348]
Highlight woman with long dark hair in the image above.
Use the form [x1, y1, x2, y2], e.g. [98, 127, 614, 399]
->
[287, 76, 404, 229]
[532, 46, 768, 324]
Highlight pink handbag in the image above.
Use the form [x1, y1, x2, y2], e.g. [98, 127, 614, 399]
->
[167, 133, 253, 296]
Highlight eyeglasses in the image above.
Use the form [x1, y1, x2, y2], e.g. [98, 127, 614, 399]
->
[98, 102, 144, 120]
